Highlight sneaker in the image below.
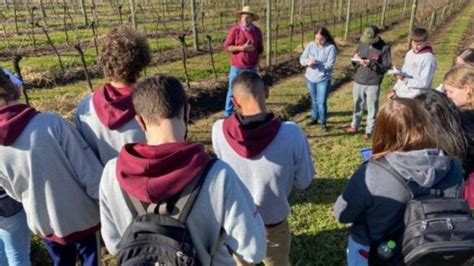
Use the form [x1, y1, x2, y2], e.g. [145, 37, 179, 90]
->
[345, 127, 358, 134]
[364, 133, 372, 140]
[321, 125, 329, 132]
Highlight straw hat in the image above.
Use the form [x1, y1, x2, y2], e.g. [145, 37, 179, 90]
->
[236, 6, 259, 21]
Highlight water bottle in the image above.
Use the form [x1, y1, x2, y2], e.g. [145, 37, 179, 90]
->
[377, 240, 397, 260]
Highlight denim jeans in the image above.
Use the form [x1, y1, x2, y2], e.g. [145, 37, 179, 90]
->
[351, 83, 381, 134]
[0, 209, 31, 266]
[43, 233, 99, 266]
[346, 236, 370, 266]
[306, 78, 331, 125]
[225, 66, 257, 117]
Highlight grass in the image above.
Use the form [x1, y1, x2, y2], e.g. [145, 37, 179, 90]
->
[7, 0, 472, 264]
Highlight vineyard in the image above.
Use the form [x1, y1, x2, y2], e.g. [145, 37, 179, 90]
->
[1, 0, 474, 265]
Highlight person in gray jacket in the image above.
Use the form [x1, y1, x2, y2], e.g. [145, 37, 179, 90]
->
[346, 26, 392, 140]
[99, 74, 267, 265]
[334, 98, 464, 266]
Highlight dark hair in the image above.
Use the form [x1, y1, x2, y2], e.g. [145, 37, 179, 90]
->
[414, 90, 467, 161]
[412, 28, 429, 42]
[232, 71, 266, 97]
[457, 48, 474, 66]
[99, 27, 151, 85]
[314, 26, 338, 51]
[0, 70, 19, 105]
[372, 98, 439, 159]
[133, 74, 188, 124]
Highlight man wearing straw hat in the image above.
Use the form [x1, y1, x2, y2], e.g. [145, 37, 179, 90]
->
[223, 6, 264, 118]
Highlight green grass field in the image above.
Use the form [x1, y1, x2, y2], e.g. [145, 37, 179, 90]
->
[2, 0, 472, 265]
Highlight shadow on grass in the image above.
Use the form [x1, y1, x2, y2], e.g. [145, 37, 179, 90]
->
[291, 178, 348, 206]
[291, 228, 348, 266]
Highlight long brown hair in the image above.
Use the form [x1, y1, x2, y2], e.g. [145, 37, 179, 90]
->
[372, 98, 439, 160]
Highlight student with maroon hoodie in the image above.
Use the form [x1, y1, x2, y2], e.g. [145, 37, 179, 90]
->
[75, 26, 151, 165]
[99, 74, 267, 265]
[0, 69, 103, 264]
[212, 71, 315, 265]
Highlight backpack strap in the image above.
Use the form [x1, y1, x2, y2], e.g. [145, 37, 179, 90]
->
[371, 158, 415, 199]
[172, 158, 217, 223]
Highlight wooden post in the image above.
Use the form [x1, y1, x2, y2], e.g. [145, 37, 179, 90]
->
[407, 0, 418, 50]
[80, 0, 88, 26]
[3, 0, 8, 10]
[191, 0, 199, 50]
[428, 11, 436, 31]
[91, 21, 99, 57]
[13, 1, 19, 35]
[344, 0, 351, 41]
[118, 5, 123, 25]
[380, 0, 388, 28]
[266, 0, 272, 67]
[338, 0, 344, 21]
[130, 0, 137, 28]
[290, 0, 295, 26]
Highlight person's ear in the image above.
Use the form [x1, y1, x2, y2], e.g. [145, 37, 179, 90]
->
[232, 95, 241, 110]
[135, 114, 147, 132]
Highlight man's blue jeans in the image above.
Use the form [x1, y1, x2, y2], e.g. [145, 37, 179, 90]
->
[225, 66, 257, 117]
[0, 209, 31, 266]
[306, 78, 331, 125]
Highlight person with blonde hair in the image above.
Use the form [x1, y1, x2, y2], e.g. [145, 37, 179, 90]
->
[334, 98, 463, 266]
[444, 64, 474, 181]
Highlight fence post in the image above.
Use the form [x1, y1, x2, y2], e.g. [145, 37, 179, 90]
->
[266, 0, 272, 67]
[344, 0, 351, 41]
[407, 0, 418, 50]
[191, 0, 199, 50]
[380, 0, 388, 28]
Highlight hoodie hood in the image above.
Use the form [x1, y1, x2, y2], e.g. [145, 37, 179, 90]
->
[223, 113, 282, 158]
[92, 83, 135, 130]
[0, 104, 39, 146]
[116, 142, 210, 203]
[415, 46, 434, 54]
[384, 149, 456, 188]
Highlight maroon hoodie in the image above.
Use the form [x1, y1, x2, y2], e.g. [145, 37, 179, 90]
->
[223, 113, 282, 158]
[92, 83, 135, 130]
[116, 142, 210, 203]
[415, 46, 434, 54]
[0, 104, 39, 146]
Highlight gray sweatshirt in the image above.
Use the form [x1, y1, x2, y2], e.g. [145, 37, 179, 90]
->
[334, 149, 463, 245]
[99, 159, 267, 265]
[393, 47, 437, 98]
[299, 42, 337, 83]
[75, 95, 146, 165]
[212, 120, 315, 224]
[0, 113, 103, 243]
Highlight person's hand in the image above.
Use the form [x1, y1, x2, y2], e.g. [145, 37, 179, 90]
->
[397, 75, 406, 81]
[242, 40, 255, 52]
[307, 58, 317, 66]
[361, 59, 370, 67]
[387, 90, 396, 99]
[353, 53, 361, 59]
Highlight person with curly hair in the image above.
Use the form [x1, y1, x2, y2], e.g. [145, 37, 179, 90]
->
[75, 26, 151, 165]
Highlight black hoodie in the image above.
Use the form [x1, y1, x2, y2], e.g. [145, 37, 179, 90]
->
[353, 38, 392, 86]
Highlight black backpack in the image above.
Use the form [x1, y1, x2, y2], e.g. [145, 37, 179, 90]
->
[117, 159, 216, 266]
[369, 159, 474, 266]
